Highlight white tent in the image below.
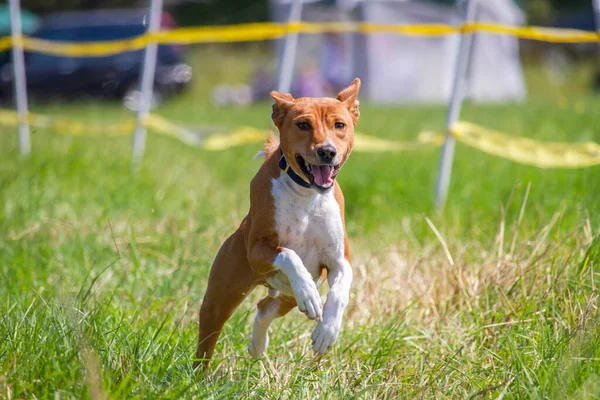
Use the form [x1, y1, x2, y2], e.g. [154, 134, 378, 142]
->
[270, 0, 526, 104]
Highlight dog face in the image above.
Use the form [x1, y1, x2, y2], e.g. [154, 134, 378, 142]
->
[271, 78, 360, 192]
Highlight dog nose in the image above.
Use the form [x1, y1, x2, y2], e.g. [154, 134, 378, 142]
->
[316, 145, 337, 163]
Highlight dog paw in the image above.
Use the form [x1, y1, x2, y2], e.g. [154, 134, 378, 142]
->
[248, 332, 269, 359]
[311, 321, 340, 354]
[292, 278, 322, 321]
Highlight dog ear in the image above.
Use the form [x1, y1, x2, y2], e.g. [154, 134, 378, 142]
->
[336, 78, 361, 124]
[270, 91, 294, 127]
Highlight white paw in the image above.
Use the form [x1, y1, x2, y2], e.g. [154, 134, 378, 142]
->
[311, 321, 341, 354]
[292, 278, 323, 321]
[248, 331, 269, 359]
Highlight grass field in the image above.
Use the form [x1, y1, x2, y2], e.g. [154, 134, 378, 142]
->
[2, 47, 600, 398]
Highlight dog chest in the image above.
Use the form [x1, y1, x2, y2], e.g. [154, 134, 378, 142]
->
[268, 176, 345, 291]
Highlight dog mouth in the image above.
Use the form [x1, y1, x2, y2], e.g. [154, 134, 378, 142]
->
[295, 154, 342, 190]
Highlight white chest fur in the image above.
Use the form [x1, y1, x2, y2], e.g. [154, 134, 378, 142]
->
[266, 174, 345, 296]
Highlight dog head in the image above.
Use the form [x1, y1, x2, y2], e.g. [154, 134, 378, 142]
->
[270, 78, 360, 192]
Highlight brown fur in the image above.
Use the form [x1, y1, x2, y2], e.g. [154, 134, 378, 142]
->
[263, 132, 280, 159]
[195, 79, 361, 369]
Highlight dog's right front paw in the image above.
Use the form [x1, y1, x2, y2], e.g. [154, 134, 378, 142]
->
[292, 278, 322, 321]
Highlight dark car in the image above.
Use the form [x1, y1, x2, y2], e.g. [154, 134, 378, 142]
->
[551, 10, 600, 92]
[0, 9, 192, 107]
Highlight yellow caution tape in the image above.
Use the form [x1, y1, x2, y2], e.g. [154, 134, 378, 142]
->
[23, 36, 149, 57]
[0, 109, 132, 136]
[0, 36, 12, 52]
[201, 126, 443, 152]
[154, 23, 289, 45]
[161, 22, 600, 44]
[142, 113, 201, 146]
[0, 22, 598, 57]
[3, 108, 600, 168]
[450, 121, 600, 168]
[461, 22, 600, 43]
[0, 109, 24, 125]
[354, 131, 443, 152]
[1, 107, 438, 153]
[0, 108, 197, 144]
[179, 121, 600, 168]
[203, 126, 266, 150]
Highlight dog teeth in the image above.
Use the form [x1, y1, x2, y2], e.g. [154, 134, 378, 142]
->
[305, 161, 311, 172]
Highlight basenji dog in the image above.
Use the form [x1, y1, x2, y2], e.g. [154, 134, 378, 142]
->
[195, 78, 360, 369]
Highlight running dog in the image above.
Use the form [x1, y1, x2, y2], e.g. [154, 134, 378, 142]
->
[195, 78, 360, 368]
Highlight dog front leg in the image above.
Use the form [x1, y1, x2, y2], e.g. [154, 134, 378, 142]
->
[311, 258, 353, 354]
[249, 245, 323, 321]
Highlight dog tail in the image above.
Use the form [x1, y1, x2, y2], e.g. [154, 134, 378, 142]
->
[253, 132, 280, 160]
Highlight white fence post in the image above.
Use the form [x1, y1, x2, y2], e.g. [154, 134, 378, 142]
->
[276, 0, 304, 93]
[593, 0, 600, 35]
[132, 0, 163, 168]
[434, 0, 478, 210]
[9, 0, 31, 155]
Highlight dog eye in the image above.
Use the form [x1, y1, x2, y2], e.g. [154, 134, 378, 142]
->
[297, 122, 311, 131]
[335, 122, 346, 129]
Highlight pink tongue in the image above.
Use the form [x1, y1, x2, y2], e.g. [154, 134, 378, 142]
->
[311, 165, 333, 187]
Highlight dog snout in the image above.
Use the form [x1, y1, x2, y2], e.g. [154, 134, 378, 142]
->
[316, 145, 337, 163]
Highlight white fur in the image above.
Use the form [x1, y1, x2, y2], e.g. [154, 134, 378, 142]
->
[248, 296, 280, 358]
[271, 248, 323, 320]
[249, 172, 352, 355]
[311, 260, 352, 353]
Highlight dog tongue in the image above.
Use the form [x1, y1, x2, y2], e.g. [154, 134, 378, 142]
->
[311, 164, 334, 187]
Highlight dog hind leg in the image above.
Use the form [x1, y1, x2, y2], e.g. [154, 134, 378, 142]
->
[248, 294, 296, 358]
[195, 230, 258, 370]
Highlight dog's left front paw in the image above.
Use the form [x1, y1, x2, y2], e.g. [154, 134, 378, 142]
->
[311, 320, 341, 354]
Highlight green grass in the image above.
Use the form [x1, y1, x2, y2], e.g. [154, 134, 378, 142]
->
[2, 48, 600, 398]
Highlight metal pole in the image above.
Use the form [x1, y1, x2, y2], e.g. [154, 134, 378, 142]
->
[434, 0, 478, 209]
[276, 0, 304, 93]
[132, 0, 163, 168]
[593, 0, 600, 96]
[9, 0, 30, 155]
[593, 0, 600, 48]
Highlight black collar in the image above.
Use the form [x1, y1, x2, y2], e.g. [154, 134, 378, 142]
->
[278, 149, 311, 188]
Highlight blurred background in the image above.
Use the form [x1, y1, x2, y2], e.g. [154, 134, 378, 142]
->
[4, 2, 600, 397]
[0, 0, 598, 110]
